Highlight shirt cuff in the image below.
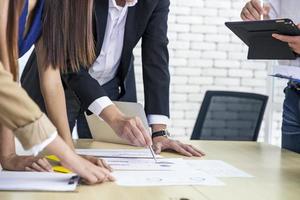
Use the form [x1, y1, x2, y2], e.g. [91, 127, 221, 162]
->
[14, 114, 57, 151]
[88, 96, 114, 116]
[29, 132, 57, 156]
[147, 115, 170, 126]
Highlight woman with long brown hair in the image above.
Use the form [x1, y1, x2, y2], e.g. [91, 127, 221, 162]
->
[0, 0, 114, 184]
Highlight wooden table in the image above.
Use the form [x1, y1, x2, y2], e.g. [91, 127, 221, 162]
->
[1, 140, 300, 200]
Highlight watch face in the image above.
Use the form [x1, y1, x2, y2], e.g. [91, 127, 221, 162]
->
[165, 130, 170, 137]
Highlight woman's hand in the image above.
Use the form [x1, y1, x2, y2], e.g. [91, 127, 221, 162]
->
[152, 136, 205, 157]
[61, 154, 115, 185]
[81, 155, 112, 172]
[241, 0, 270, 21]
[46, 136, 114, 185]
[1, 154, 53, 172]
[101, 105, 152, 147]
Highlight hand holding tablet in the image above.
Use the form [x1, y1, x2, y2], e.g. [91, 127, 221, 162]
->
[272, 23, 300, 55]
[226, 19, 300, 60]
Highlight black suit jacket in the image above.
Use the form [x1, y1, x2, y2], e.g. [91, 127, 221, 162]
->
[22, 0, 170, 117]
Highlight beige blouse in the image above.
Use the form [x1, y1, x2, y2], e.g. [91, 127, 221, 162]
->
[0, 62, 56, 151]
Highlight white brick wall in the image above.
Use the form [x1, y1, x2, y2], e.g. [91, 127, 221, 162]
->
[133, 0, 285, 145]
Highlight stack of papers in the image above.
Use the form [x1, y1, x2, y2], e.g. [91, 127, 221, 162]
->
[0, 171, 79, 191]
[76, 148, 253, 187]
[1, 148, 253, 190]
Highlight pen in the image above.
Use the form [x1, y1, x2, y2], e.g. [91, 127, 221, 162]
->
[260, 0, 264, 20]
[149, 146, 157, 163]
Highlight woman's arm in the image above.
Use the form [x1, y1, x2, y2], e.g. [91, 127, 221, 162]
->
[0, 125, 52, 171]
[35, 40, 75, 149]
[35, 39, 112, 169]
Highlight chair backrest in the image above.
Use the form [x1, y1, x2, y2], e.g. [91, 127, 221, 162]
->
[191, 91, 268, 141]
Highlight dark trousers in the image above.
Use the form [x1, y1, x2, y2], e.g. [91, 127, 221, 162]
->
[281, 86, 300, 153]
[66, 68, 137, 138]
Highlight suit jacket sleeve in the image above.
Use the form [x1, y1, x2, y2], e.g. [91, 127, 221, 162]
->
[142, 0, 170, 117]
[62, 67, 108, 111]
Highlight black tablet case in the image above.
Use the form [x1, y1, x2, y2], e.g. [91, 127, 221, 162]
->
[225, 19, 300, 60]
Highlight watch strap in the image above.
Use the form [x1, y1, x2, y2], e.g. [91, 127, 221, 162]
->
[152, 130, 169, 139]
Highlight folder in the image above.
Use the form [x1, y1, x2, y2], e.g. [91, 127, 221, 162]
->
[0, 171, 79, 191]
[225, 18, 300, 60]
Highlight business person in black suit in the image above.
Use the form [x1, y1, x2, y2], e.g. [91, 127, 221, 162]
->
[22, 0, 205, 157]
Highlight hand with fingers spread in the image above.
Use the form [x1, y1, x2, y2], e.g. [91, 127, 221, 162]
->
[152, 136, 205, 157]
[272, 24, 300, 54]
[241, 0, 271, 21]
[101, 105, 152, 147]
[1, 154, 53, 172]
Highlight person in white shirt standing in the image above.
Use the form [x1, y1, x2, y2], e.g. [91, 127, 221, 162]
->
[241, 0, 300, 153]
[22, 0, 205, 157]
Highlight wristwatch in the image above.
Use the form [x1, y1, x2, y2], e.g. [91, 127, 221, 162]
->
[151, 129, 170, 139]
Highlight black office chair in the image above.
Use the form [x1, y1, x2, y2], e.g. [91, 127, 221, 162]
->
[191, 91, 268, 141]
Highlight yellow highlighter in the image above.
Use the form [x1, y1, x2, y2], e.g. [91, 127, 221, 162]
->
[46, 155, 60, 162]
[52, 166, 72, 174]
[46, 155, 72, 174]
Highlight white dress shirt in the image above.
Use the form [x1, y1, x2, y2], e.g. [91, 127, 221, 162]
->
[88, 0, 169, 125]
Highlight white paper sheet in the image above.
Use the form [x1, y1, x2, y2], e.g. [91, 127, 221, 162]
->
[112, 171, 224, 186]
[103, 158, 187, 171]
[76, 148, 162, 158]
[185, 160, 253, 178]
[0, 171, 79, 191]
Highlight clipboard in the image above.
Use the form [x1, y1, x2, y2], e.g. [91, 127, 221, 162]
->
[225, 18, 300, 60]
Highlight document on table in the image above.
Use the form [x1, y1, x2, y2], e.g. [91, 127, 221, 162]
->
[112, 171, 224, 186]
[103, 158, 187, 171]
[185, 160, 253, 178]
[0, 171, 79, 191]
[76, 148, 162, 158]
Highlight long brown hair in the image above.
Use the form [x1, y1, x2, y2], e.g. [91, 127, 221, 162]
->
[0, 0, 24, 81]
[42, 0, 95, 72]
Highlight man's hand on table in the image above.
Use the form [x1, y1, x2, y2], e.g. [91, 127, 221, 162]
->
[152, 136, 205, 157]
